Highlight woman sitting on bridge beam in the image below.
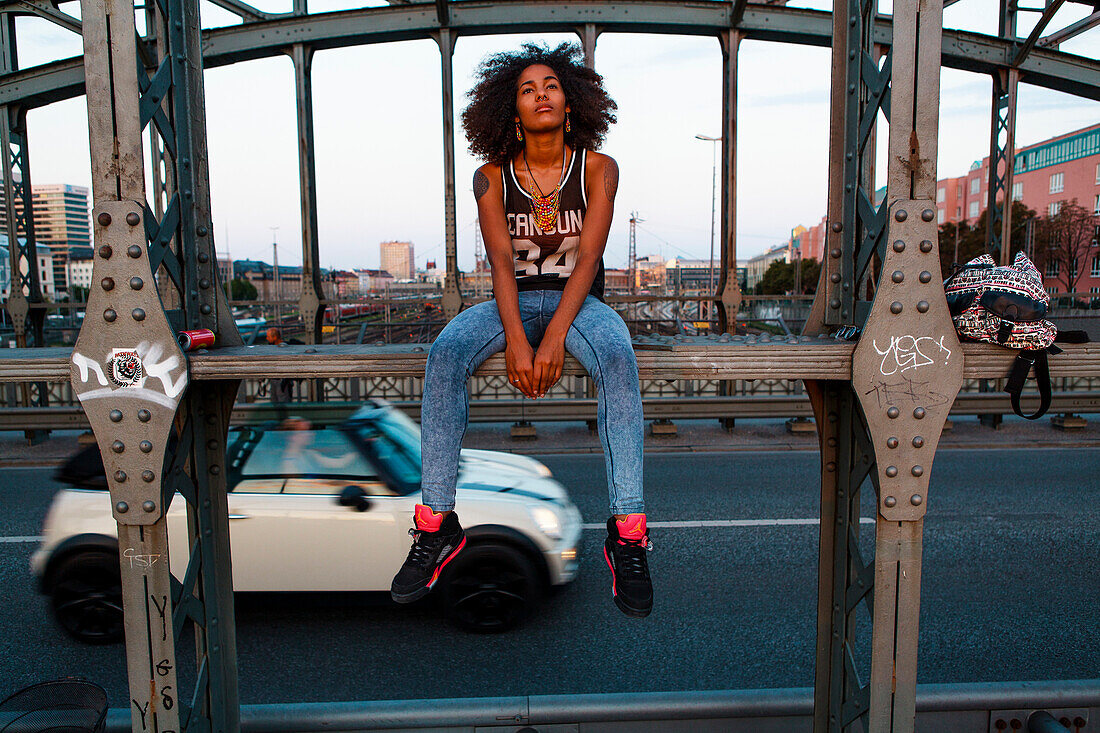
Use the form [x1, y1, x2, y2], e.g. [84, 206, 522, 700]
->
[390, 42, 652, 618]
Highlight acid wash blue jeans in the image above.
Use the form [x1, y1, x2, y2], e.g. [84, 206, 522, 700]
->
[420, 289, 644, 515]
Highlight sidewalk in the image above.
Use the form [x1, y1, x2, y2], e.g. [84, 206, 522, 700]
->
[2, 415, 1096, 467]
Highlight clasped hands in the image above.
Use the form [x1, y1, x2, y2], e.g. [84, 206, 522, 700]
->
[505, 333, 565, 399]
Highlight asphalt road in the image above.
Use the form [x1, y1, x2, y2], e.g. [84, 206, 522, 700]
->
[1, 447, 1097, 707]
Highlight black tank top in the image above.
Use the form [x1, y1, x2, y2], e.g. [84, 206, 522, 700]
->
[503, 147, 605, 301]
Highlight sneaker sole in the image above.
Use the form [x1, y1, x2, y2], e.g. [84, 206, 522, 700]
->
[604, 544, 652, 618]
[390, 534, 467, 604]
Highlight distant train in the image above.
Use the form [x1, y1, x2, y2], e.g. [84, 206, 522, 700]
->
[322, 302, 385, 323]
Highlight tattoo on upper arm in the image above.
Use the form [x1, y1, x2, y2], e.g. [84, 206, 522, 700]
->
[603, 159, 619, 202]
[473, 169, 490, 201]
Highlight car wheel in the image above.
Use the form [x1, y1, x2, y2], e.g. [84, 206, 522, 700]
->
[49, 551, 124, 644]
[440, 542, 540, 633]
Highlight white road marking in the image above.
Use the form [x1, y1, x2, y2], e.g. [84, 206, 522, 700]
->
[582, 517, 875, 530]
[1, 520, 875, 544]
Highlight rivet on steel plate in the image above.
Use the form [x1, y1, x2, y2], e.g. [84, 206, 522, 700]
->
[911, 465, 924, 477]
[99, 245, 112, 259]
[830, 273, 841, 283]
[831, 222, 842, 233]
[885, 465, 898, 478]
[109, 410, 123, 422]
[132, 308, 146, 321]
[827, 437, 837, 447]
[137, 409, 151, 422]
[130, 277, 143, 290]
[912, 435, 924, 448]
[892, 271, 904, 283]
[917, 301, 929, 313]
[830, 299, 840, 309]
[910, 494, 923, 506]
[111, 441, 124, 453]
[127, 244, 142, 258]
[921, 209, 934, 222]
[886, 437, 898, 449]
[114, 470, 127, 483]
[893, 240, 905, 253]
[913, 407, 926, 419]
[126, 212, 140, 226]
[895, 209, 908, 222]
[210, 465, 221, 475]
[919, 271, 932, 283]
[101, 277, 114, 291]
[139, 440, 153, 453]
[208, 439, 219, 450]
[143, 500, 156, 511]
[884, 496, 896, 508]
[887, 407, 900, 419]
[890, 302, 903, 314]
[831, 248, 841, 258]
[116, 501, 128, 513]
[826, 462, 836, 472]
[103, 309, 116, 322]
[97, 212, 112, 226]
[201, 304, 213, 315]
[197, 226, 208, 236]
[920, 240, 933, 253]
[199, 279, 211, 289]
[198, 252, 210, 263]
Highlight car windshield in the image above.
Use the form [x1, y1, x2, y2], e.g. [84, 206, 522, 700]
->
[355, 408, 422, 486]
[374, 409, 422, 461]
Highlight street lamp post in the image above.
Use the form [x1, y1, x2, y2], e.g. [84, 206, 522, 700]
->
[695, 134, 721, 307]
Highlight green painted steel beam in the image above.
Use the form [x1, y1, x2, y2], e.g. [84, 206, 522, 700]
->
[1, 2, 1097, 109]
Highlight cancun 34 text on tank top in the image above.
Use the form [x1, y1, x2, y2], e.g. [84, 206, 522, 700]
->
[503, 148, 605, 301]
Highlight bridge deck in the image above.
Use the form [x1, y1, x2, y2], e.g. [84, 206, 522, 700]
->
[1, 339, 1097, 383]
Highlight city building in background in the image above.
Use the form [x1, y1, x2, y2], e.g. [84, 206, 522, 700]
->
[0, 183, 91, 298]
[746, 244, 791, 290]
[380, 240, 415, 281]
[936, 123, 1099, 228]
[356, 268, 395, 294]
[934, 123, 1099, 295]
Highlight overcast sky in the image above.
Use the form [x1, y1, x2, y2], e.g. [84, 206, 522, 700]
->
[16, 0, 1100, 273]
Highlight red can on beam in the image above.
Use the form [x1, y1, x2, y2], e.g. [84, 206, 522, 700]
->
[178, 329, 215, 351]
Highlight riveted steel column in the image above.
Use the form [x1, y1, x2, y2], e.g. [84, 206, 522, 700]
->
[436, 27, 461, 320]
[0, 15, 45, 350]
[852, 0, 959, 727]
[581, 23, 598, 67]
[985, 0, 1018, 265]
[819, 0, 889, 328]
[75, 4, 184, 733]
[165, 0, 242, 728]
[292, 42, 325, 346]
[717, 28, 743, 334]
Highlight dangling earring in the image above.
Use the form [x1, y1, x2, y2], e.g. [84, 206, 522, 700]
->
[565, 111, 571, 133]
[516, 121, 524, 141]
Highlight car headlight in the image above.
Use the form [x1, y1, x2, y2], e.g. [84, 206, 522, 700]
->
[529, 506, 563, 539]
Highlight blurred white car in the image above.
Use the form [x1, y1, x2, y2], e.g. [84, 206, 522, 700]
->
[32, 400, 583, 642]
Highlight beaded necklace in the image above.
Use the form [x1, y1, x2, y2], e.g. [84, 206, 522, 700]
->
[521, 144, 569, 233]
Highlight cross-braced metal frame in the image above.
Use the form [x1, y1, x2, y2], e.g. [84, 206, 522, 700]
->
[0, 1, 1097, 732]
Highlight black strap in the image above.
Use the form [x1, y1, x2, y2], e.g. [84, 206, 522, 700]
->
[1004, 349, 1053, 419]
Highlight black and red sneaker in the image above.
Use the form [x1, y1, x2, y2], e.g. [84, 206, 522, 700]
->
[604, 514, 653, 618]
[391, 504, 466, 604]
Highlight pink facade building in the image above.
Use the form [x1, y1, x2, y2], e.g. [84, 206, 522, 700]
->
[935, 123, 1100, 295]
